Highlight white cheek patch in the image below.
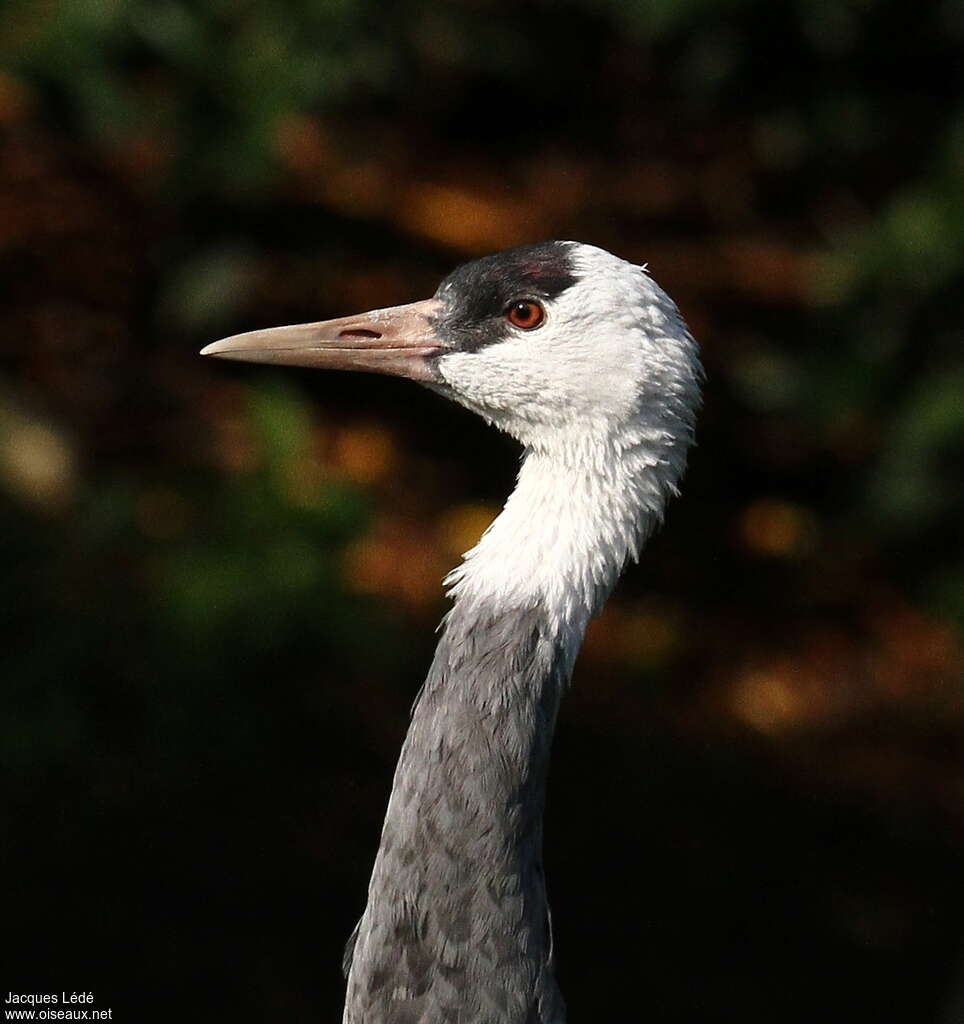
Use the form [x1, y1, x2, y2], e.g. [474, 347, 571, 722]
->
[437, 319, 645, 444]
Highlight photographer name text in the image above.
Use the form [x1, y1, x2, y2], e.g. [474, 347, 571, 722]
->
[5, 997, 94, 1008]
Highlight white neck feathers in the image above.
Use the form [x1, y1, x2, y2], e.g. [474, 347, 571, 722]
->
[444, 431, 683, 662]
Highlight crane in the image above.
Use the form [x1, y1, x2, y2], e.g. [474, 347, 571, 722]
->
[202, 241, 702, 1023]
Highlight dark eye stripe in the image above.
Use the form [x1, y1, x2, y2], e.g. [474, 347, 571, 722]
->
[432, 242, 576, 352]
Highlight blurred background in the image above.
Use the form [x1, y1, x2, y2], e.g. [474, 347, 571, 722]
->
[2, 0, 963, 1020]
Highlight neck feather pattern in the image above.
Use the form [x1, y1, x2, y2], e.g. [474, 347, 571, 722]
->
[343, 597, 568, 1024]
[445, 432, 677, 666]
[343, 439, 679, 1024]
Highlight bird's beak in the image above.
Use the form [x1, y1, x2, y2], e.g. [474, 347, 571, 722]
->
[200, 299, 445, 382]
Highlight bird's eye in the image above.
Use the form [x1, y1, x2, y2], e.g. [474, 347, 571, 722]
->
[506, 300, 545, 330]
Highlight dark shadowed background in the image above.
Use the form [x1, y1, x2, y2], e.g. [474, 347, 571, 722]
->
[2, 1, 963, 1020]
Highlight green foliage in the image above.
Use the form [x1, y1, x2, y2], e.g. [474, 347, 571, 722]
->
[1, 0, 394, 189]
[1, 382, 380, 785]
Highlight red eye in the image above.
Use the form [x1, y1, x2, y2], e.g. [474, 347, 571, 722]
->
[506, 300, 545, 330]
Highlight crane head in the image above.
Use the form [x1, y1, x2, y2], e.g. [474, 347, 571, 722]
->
[202, 241, 701, 458]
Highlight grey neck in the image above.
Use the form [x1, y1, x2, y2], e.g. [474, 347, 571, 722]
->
[341, 441, 674, 1024]
[342, 595, 569, 1024]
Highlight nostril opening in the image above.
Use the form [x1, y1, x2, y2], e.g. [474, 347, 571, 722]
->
[339, 328, 382, 340]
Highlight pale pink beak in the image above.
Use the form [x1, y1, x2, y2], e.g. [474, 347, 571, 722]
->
[200, 299, 445, 382]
